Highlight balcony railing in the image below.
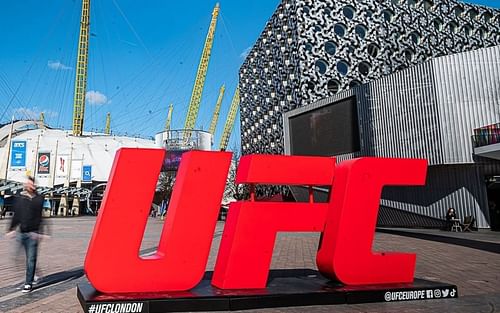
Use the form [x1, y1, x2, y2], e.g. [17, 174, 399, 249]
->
[155, 129, 213, 151]
[472, 123, 500, 148]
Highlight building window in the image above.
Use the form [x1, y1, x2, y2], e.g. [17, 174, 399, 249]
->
[410, 31, 421, 44]
[349, 80, 362, 88]
[468, 9, 479, 21]
[325, 41, 337, 55]
[463, 24, 473, 36]
[434, 18, 443, 31]
[448, 21, 459, 34]
[383, 9, 395, 22]
[404, 48, 415, 61]
[483, 12, 493, 23]
[423, 0, 434, 12]
[358, 61, 371, 76]
[315, 59, 329, 74]
[477, 27, 486, 39]
[327, 79, 341, 94]
[367, 43, 380, 57]
[343, 6, 356, 20]
[334, 23, 347, 37]
[454, 6, 464, 18]
[355, 24, 368, 39]
[337, 60, 350, 76]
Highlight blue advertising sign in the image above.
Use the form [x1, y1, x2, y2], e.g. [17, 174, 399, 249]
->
[10, 141, 27, 168]
[82, 165, 92, 182]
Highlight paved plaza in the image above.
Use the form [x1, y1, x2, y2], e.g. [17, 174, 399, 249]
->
[0, 217, 499, 313]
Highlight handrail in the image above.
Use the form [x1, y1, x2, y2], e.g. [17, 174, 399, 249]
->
[472, 123, 500, 148]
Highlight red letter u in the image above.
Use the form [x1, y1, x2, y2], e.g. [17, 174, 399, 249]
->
[84, 148, 231, 293]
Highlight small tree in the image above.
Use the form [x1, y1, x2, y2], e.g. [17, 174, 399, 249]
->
[222, 149, 240, 204]
[154, 171, 175, 205]
[223, 146, 251, 205]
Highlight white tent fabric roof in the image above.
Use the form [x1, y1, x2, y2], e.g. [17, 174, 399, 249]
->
[0, 121, 158, 186]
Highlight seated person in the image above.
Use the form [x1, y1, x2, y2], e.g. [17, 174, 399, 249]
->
[445, 207, 457, 231]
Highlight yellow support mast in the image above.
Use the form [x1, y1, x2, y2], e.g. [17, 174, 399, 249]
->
[208, 84, 225, 135]
[105, 112, 111, 135]
[219, 87, 239, 151]
[164, 103, 174, 132]
[183, 3, 220, 139]
[39, 112, 45, 124]
[72, 0, 91, 136]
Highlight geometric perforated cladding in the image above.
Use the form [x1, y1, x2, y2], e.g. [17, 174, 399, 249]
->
[239, 0, 500, 155]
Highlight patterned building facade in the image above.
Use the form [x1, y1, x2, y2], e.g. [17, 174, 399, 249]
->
[239, 0, 500, 155]
[282, 45, 500, 228]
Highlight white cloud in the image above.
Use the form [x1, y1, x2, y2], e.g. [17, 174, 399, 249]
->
[240, 46, 252, 60]
[14, 107, 58, 120]
[48, 60, 72, 70]
[86, 90, 109, 105]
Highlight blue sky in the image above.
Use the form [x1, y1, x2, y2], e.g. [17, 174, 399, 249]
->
[0, 0, 499, 150]
[0, 0, 281, 150]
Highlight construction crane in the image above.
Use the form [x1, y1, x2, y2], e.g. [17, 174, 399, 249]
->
[72, 0, 91, 136]
[219, 87, 240, 151]
[164, 103, 174, 131]
[208, 85, 225, 136]
[105, 112, 111, 135]
[183, 3, 220, 139]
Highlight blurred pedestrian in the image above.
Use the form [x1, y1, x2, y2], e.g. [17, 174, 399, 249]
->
[0, 196, 5, 219]
[5, 176, 45, 293]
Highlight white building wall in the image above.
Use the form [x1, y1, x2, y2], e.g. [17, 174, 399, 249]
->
[0, 125, 156, 186]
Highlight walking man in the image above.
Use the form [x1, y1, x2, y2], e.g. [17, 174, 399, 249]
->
[5, 176, 45, 293]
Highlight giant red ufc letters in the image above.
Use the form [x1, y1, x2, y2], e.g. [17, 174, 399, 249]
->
[84, 148, 427, 293]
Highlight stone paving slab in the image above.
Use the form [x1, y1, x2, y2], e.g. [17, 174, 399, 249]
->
[0, 217, 499, 312]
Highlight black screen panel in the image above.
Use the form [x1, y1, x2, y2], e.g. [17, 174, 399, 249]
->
[289, 96, 360, 156]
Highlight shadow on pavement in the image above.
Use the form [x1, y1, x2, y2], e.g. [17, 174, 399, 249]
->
[377, 228, 500, 254]
[33, 267, 84, 291]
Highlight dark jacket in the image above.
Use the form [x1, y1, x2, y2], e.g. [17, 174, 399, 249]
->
[9, 192, 44, 233]
[446, 211, 456, 221]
